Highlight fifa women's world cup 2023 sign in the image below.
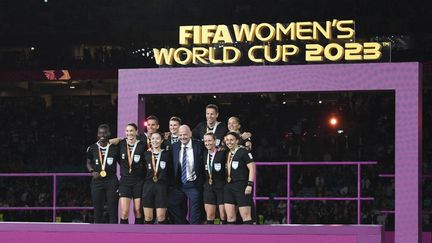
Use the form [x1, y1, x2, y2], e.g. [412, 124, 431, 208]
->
[153, 20, 383, 65]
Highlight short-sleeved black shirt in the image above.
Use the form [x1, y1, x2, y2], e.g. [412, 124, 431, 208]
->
[227, 147, 254, 182]
[143, 149, 173, 183]
[192, 121, 228, 147]
[118, 139, 147, 180]
[86, 143, 119, 178]
[204, 150, 226, 188]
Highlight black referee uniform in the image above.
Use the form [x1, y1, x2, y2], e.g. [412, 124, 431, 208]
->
[137, 133, 151, 151]
[163, 134, 179, 151]
[118, 139, 146, 200]
[142, 149, 173, 217]
[203, 150, 226, 207]
[224, 147, 254, 207]
[192, 122, 228, 147]
[87, 143, 119, 224]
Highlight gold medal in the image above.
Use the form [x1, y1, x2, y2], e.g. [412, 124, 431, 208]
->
[153, 176, 158, 182]
[209, 178, 213, 185]
[227, 176, 231, 183]
[97, 142, 111, 179]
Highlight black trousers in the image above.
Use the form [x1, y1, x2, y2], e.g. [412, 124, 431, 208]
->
[91, 176, 119, 224]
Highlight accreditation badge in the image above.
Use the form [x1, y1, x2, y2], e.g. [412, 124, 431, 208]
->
[232, 161, 239, 170]
[134, 155, 140, 163]
[214, 163, 221, 172]
[216, 139, 221, 146]
[107, 157, 114, 165]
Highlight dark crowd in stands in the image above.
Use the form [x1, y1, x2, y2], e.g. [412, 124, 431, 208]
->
[0, 90, 431, 230]
[0, 45, 157, 71]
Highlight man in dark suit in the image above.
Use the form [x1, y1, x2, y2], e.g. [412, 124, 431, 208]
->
[168, 125, 205, 224]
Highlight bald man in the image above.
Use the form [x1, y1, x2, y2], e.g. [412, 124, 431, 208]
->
[168, 125, 205, 224]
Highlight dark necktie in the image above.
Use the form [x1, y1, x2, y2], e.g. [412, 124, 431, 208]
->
[181, 146, 187, 184]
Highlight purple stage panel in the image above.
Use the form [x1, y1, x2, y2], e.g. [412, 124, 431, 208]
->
[0, 223, 382, 243]
[118, 62, 421, 243]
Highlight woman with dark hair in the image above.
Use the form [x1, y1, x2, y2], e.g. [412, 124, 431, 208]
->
[117, 123, 147, 224]
[227, 116, 252, 151]
[223, 131, 256, 224]
[142, 131, 173, 224]
[86, 124, 119, 224]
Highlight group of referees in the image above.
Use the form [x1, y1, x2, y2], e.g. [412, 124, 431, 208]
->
[86, 104, 256, 224]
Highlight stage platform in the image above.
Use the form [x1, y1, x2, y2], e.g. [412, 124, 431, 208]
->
[0, 222, 382, 243]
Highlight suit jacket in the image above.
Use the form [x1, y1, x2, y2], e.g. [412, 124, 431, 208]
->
[171, 139, 205, 188]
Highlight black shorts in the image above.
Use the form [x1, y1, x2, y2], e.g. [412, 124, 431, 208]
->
[118, 179, 144, 199]
[203, 184, 224, 205]
[224, 181, 253, 207]
[141, 181, 168, 208]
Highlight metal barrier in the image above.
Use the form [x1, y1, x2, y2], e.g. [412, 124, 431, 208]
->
[1, 162, 377, 224]
[253, 161, 377, 224]
[0, 173, 93, 222]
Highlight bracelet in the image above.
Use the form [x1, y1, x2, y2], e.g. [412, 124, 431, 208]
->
[247, 181, 254, 186]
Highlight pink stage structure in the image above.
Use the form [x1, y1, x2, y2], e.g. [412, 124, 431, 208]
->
[0, 223, 382, 243]
[118, 62, 422, 243]
[0, 62, 423, 243]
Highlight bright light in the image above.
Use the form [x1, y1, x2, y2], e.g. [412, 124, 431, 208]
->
[282, 101, 287, 105]
[69, 86, 75, 89]
[213, 95, 217, 98]
[337, 129, 344, 134]
[318, 100, 322, 104]
[30, 47, 35, 51]
[329, 117, 338, 126]
[144, 121, 148, 127]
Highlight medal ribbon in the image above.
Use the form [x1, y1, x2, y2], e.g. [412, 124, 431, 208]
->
[207, 151, 215, 180]
[126, 140, 139, 172]
[151, 149, 164, 178]
[97, 143, 111, 172]
[226, 146, 239, 180]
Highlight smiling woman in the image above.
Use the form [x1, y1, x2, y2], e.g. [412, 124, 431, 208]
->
[117, 123, 147, 224]
[86, 124, 119, 224]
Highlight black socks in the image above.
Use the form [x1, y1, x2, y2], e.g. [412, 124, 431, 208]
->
[135, 217, 144, 224]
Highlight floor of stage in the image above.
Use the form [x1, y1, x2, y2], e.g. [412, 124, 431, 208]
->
[0, 222, 383, 243]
